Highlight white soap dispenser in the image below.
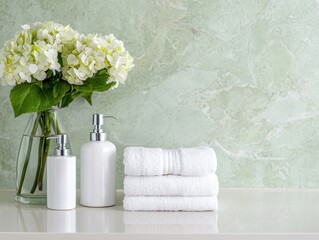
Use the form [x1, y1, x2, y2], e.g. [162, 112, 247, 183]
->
[80, 113, 116, 207]
[47, 134, 76, 210]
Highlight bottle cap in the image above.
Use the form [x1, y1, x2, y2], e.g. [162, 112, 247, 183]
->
[90, 113, 116, 141]
[47, 133, 70, 156]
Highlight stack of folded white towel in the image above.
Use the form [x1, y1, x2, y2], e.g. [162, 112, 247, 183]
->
[123, 147, 219, 211]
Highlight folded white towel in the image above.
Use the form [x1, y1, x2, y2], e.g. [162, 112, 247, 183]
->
[124, 146, 217, 176]
[123, 196, 218, 211]
[124, 174, 219, 197]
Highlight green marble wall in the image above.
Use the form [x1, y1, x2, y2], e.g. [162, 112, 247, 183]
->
[0, 0, 319, 189]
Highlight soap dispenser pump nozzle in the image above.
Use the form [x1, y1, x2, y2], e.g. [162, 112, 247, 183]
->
[90, 113, 116, 141]
[47, 133, 70, 156]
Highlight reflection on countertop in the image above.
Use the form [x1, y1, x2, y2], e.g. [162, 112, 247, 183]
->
[0, 190, 217, 233]
[123, 211, 218, 234]
[1, 188, 319, 234]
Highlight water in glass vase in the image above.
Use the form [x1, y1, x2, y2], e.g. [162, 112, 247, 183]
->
[16, 135, 49, 204]
[15, 108, 70, 205]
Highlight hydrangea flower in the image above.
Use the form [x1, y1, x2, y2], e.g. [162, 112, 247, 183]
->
[0, 21, 134, 87]
[0, 22, 79, 85]
[97, 34, 134, 87]
[62, 33, 135, 86]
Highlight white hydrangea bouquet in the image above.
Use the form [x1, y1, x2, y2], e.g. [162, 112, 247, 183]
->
[0, 21, 134, 116]
[0, 22, 134, 202]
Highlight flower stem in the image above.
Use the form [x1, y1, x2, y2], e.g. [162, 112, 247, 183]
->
[56, 119, 62, 134]
[37, 110, 53, 191]
[30, 116, 45, 194]
[17, 113, 40, 195]
[37, 138, 50, 191]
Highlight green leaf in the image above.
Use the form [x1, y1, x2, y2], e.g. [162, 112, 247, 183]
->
[60, 90, 81, 108]
[10, 82, 53, 117]
[42, 80, 54, 99]
[52, 79, 70, 102]
[57, 52, 63, 67]
[74, 69, 115, 93]
[46, 70, 53, 79]
[81, 92, 93, 105]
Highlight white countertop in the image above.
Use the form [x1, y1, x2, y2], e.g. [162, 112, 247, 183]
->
[1, 188, 319, 239]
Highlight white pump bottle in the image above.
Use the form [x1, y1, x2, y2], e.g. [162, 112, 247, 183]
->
[80, 113, 116, 207]
[47, 134, 76, 210]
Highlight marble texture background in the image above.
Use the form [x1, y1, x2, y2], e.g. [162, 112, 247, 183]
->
[0, 0, 319, 189]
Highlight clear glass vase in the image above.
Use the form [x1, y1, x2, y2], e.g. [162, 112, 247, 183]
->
[15, 107, 71, 205]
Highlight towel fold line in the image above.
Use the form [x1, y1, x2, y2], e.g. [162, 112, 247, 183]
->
[124, 174, 219, 197]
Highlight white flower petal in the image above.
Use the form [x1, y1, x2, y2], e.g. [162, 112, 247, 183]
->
[29, 64, 38, 74]
[80, 53, 88, 66]
[19, 72, 31, 82]
[73, 68, 84, 79]
[34, 71, 46, 81]
[50, 62, 61, 71]
[21, 24, 30, 30]
[0, 62, 5, 77]
[67, 54, 79, 65]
